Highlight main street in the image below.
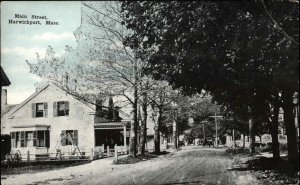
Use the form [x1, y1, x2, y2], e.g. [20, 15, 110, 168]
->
[2, 146, 262, 185]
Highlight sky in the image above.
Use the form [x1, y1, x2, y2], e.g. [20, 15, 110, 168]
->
[1, 1, 81, 104]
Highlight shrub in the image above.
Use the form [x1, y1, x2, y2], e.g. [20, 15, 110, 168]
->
[279, 143, 287, 153]
[225, 148, 250, 156]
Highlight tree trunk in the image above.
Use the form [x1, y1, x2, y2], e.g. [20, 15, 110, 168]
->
[259, 135, 262, 147]
[282, 90, 299, 170]
[270, 102, 280, 159]
[129, 59, 139, 157]
[232, 129, 236, 149]
[129, 113, 136, 157]
[154, 108, 162, 154]
[248, 106, 255, 155]
[139, 92, 148, 155]
[242, 133, 245, 148]
[129, 86, 138, 157]
[173, 120, 178, 149]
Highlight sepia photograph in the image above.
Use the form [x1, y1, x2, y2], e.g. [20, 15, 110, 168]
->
[1, 1, 299, 185]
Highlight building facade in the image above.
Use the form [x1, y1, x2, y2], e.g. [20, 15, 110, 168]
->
[1, 83, 169, 160]
[1, 83, 130, 159]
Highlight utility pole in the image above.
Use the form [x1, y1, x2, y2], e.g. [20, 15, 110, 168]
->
[209, 113, 223, 147]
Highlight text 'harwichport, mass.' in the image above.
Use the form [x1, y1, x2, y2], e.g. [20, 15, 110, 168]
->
[8, 14, 59, 25]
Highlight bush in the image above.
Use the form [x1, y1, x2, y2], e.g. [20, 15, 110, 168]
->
[225, 148, 250, 156]
[113, 153, 162, 165]
[259, 145, 272, 153]
[257, 143, 288, 153]
[279, 143, 287, 153]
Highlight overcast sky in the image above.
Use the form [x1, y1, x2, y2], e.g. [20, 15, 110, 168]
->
[1, 1, 81, 104]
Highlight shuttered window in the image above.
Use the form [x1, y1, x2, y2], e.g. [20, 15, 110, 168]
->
[32, 102, 48, 118]
[54, 101, 69, 117]
[33, 130, 50, 148]
[10, 131, 50, 148]
[61, 130, 78, 146]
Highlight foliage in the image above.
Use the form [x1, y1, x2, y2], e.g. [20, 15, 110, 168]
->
[121, 1, 299, 163]
[121, 1, 299, 116]
[225, 148, 252, 157]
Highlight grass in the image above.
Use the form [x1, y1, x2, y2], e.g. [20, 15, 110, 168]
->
[245, 156, 299, 184]
[225, 143, 288, 158]
[1, 160, 91, 176]
[113, 151, 169, 165]
[226, 146, 299, 185]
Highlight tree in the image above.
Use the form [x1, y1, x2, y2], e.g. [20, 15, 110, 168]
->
[147, 80, 180, 154]
[27, 1, 148, 158]
[121, 1, 299, 167]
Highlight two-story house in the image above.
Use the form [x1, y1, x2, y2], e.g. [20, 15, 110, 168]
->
[1, 83, 131, 159]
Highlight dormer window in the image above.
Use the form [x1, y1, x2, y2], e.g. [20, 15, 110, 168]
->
[32, 103, 48, 118]
[53, 101, 69, 117]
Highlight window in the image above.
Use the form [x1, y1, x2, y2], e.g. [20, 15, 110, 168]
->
[53, 101, 69, 117]
[33, 130, 50, 147]
[26, 132, 33, 147]
[61, 130, 78, 146]
[36, 103, 44, 117]
[11, 130, 50, 148]
[20, 131, 25, 147]
[16, 132, 20, 147]
[32, 103, 48, 118]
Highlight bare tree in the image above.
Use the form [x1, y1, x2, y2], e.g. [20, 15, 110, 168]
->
[28, 1, 147, 157]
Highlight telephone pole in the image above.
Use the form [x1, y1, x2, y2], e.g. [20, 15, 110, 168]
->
[209, 113, 223, 147]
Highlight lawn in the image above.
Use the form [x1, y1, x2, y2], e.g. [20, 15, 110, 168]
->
[1, 160, 91, 176]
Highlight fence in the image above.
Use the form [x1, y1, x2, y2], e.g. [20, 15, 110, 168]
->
[2, 145, 129, 165]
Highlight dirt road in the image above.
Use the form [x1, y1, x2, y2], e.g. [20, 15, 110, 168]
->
[2, 146, 262, 185]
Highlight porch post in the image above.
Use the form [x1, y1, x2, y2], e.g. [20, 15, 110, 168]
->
[27, 151, 30, 162]
[123, 123, 127, 150]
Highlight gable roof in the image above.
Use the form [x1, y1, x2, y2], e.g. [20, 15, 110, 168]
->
[3, 82, 132, 121]
[1, 104, 17, 116]
[4, 83, 51, 117]
[3, 83, 94, 117]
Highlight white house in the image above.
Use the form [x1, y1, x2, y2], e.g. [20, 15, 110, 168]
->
[1, 83, 131, 159]
[1, 83, 169, 160]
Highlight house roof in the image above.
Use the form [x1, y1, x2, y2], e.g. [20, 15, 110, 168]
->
[0, 67, 11, 86]
[1, 104, 17, 116]
[3, 82, 131, 121]
[4, 83, 51, 117]
[3, 83, 94, 117]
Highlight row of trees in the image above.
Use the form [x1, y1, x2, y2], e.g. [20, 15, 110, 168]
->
[27, 2, 203, 157]
[27, 1, 299, 171]
[120, 1, 299, 170]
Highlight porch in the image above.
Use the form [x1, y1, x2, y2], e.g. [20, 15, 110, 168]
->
[94, 122, 130, 156]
